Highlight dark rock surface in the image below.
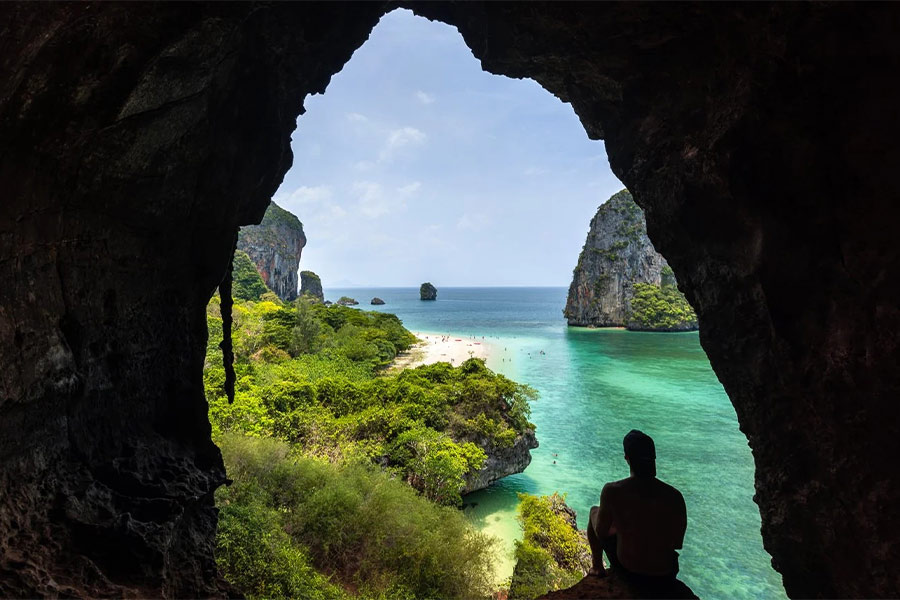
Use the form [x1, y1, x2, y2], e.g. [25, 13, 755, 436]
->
[300, 270, 324, 302]
[462, 429, 538, 494]
[564, 190, 695, 330]
[2, 2, 900, 597]
[371, 297, 385, 305]
[420, 282, 437, 301]
[237, 202, 305, 301]
[539, 571, 697, 600]
[0, 3, 383, 596]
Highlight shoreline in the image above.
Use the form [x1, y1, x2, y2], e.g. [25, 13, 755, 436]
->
[389, 331, 497, 371]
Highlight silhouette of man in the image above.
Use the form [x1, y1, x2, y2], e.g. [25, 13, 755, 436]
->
[587, 430, 688, 592]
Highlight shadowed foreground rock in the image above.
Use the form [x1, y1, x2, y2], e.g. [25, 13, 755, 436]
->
[539, 572, 697, 600]
[2, 2, 900, 596]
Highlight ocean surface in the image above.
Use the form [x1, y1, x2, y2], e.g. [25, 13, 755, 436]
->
[327, 287, 786, 599]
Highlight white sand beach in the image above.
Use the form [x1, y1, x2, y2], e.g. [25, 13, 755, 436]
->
[389, 331, 496, 371]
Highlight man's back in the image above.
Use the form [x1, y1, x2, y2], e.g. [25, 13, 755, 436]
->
[603, 476, 687, 576]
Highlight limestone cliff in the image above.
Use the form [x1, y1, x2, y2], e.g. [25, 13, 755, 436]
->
[300, 270, 324, 302]
[564, 191, 696, 331]
[462, 429, 538, 494]
[238, 202, 306, 301]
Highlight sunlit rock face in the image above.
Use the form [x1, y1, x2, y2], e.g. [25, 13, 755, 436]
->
[1, 2, 899, 597]
[237, 202, 306, 301]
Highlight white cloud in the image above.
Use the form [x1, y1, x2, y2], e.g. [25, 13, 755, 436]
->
[415, 90, 435, 105]
[275, 185, 332, 206]
[354, 182, 389, 218]
[398, 181, 422, 197]
[456, 212, 491, 231]
[346, 112, 369, 122]
[353, 181, 420, 218]
[379, 126, 426, 161]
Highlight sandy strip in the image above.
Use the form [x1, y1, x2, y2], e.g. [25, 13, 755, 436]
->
[389, 331, 495, 372]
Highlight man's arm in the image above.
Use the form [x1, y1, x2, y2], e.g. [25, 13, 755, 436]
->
[593, 483, 615, 538]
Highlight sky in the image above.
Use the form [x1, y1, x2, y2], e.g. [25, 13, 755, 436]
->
[273, 8, 624, 288]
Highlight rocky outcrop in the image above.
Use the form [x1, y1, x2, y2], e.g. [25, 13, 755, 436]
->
[538, 571, 697, 600]
[300, 270, 324, 302]
[462, 430, 538, 494]
[564, 191, 696, 331]
[237, 202, 306, 301]
[3, 3, 900, 597]
[336, 296, 359, 306]
[420, 282, 437, 300]
[371, 297, 385, 305]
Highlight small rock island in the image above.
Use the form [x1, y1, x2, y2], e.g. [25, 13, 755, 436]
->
[299, 270, 324, 302]
[564, 190, 697, 331]
[336, 296, 359, 306]
[420, 282, 437, 301]
[371, 297, 385, 305]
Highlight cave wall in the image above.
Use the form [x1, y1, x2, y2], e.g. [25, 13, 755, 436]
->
[407, 3, 900, 597]
[1, 2, 899, 598]
[0, 2, 384, 596]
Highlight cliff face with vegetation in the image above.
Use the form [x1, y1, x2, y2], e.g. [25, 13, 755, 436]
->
[509, 493, 591, 600]
[238, 202, 306, 301]
[564, 191, 697, 331]
[300, 270, 324, 302]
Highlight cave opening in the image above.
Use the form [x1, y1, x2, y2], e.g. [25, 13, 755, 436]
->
[2, 3, 899, 598]
[206, 8, 781, 599]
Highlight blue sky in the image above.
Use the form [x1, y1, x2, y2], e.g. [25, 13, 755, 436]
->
[273, 9, 623, 287]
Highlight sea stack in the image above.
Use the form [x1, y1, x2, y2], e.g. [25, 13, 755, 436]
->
[237, 201, 306, 301]
[299, 270, 324, 302]
[420, 282, 437, 301]
[564, 190, 697, 331]
[371, 297, 385, 305]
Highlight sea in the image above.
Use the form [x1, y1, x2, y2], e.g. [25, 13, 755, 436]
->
[326, 286, 786, 599]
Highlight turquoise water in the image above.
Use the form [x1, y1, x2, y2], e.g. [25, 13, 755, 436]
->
[327, 287, 786, 599]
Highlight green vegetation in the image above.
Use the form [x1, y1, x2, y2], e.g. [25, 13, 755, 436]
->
[232, 250, 268, 301]
[509, 493, 590, 600]
[206, 275, 538, 598]
[628, 282, 698, 330]
[217, 434, 496, 600]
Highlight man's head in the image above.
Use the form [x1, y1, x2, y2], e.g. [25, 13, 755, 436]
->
[623, 429, 656, 477]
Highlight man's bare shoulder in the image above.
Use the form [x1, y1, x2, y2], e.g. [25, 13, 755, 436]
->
[602, 478, 632, 491]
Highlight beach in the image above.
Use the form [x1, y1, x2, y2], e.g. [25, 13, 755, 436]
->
[390, 331, 496, 371]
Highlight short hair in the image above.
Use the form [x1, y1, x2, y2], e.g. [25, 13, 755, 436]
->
[624, 429, 656, 477]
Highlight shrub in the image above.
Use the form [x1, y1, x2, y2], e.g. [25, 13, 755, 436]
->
[217, 434, 498, 600]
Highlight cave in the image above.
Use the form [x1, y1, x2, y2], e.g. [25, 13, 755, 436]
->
[1, 2, 898, 598]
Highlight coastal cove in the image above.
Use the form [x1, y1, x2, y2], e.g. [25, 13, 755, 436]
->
[327, 287, 786, 599]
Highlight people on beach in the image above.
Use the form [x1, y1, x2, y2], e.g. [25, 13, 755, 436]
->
[587, 430, 694, 598]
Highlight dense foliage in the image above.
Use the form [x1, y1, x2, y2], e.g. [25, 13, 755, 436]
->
[509, 493, 591, 600]
[232, 250, 269, 301]
[217, 434, 497, 600]
[205, 295, 534, 506]
[627, 282, 698, 330]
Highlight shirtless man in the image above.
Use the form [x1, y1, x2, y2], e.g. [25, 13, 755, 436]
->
[588, 430, 687, 584]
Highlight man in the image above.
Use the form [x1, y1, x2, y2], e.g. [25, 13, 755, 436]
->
[588, 430, 687, 587]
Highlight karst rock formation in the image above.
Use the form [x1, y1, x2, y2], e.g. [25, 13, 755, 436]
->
[237, 201, 305, 301]
[1, 3, 899, 598]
